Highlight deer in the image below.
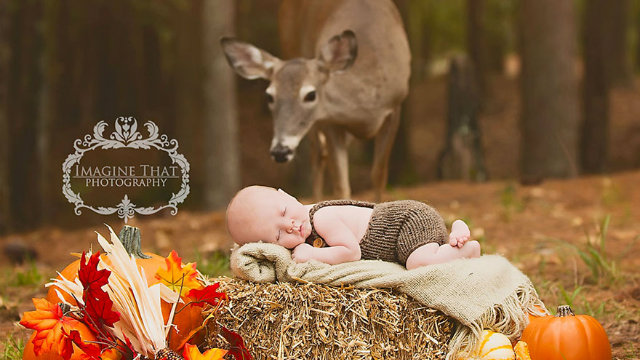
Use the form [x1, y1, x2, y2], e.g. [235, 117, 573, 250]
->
[221, 0, 410, 201]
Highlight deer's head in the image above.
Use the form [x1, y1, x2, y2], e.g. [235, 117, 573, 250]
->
[221, 30, 357, 163]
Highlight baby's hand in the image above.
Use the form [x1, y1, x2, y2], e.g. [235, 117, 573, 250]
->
[292, 243, 314, 263]
[449, 219, 471, 248]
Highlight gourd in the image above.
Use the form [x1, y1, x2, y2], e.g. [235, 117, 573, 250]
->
[514, 341, 532, 360]
[461, 330, 515, 360]
[520, 305, 612, 360]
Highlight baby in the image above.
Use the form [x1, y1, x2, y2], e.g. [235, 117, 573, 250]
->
[226, 186, 481, 270]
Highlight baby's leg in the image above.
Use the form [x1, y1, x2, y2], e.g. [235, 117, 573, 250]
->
[405, 241, 481, 270]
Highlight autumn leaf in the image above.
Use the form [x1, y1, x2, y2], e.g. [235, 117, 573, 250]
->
[66, 329, 102, 360]
[78, 252, 120, 329]
[185, 283, 227, 308]
[155, 250, 202, 296]
[182, 343, 227, 360]
[20, 298, 77, 359]
[78, 251, 110, 291]
[220, 327, 252, 360]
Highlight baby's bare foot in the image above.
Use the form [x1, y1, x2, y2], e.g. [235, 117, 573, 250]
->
[449, 219, 471, 248]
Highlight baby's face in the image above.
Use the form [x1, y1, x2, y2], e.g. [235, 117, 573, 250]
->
[227, 187, 311, 249]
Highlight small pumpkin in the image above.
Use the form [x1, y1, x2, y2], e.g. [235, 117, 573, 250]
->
[463, 330, 515, 360]
[521, 305, 612, 360]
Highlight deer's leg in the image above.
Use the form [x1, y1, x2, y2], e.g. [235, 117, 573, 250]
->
[309, 128, 328, 201]
[325, 125, 351, 199]
[372, 106, 401, 202]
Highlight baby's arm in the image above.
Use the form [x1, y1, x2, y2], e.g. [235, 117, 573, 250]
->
[292, 211, 361, 264]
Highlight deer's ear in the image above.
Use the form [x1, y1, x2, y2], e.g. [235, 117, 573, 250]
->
[318, 30, 358, 73]
[220, 38, 281, 80]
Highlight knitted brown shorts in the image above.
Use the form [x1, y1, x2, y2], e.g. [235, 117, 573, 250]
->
[305, 199, 448, 266]
[360, 200, 448, 265]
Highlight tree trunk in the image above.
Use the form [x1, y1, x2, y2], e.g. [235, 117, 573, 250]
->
[519, 0, 579, 183]
[0, 0, 10, 233]
[608, 0, 631, 86]
[202, 0, 240, 210]
[581, 0, 612, 174]
[466, 0, 486, 99]
[8, 0, 42, 230]
[36, 0, 60, 224]
[637, 3, 640, 73]
[174, 0, 204, 203]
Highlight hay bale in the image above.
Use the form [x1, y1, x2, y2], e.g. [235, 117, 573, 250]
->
[205, 277, 454, 360]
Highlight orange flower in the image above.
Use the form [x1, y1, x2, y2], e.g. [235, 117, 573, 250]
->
[155, 250, 202, 296]
[182, 343, 227, 360]
[20, 298, 95, 358]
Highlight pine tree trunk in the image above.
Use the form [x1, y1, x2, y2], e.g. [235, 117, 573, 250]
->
[0, 0, 10, 233]
[467, 0, 486, 99]
[637, 4, 640, 73]
[36, 0, 59, 224]
[608, 0, 631, 86]
[581, 0, 612, 174]
[175, 0, 204, 201]
[520, 0, 579, 183]
[8, 1, 42, 230]
[202, 0, 240, 210]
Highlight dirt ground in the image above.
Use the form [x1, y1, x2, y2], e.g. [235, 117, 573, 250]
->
[1, 170, 639, 358]
[1, 77, 640, 358]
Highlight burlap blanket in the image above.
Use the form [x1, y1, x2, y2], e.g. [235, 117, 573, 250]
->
[230, 242, 548, 359]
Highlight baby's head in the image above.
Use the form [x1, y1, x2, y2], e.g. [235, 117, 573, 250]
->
[226, 186, 311, 249]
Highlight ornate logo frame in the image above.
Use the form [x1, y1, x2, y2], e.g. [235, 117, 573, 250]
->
[62, 116, 190, 223]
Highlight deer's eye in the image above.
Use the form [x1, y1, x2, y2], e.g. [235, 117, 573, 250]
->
[266, 93, 275, 104]
[303, 91, 316, 102]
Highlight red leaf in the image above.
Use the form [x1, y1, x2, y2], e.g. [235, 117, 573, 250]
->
[185, 283, 227, 308]
[220, 327, 252, 360]
[66, 329, 102, 360]
[83, 291, 120, 328]
[78, 252, 110, 291]
[77, 252, 120, 329]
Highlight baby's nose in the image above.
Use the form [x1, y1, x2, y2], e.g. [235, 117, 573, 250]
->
[286, 219, 298, 234]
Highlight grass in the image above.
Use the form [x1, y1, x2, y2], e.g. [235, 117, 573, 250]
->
[499, 182, 524, 221]
[11, 262, 43, 287]
[194, 250, 232, 277]
[0, 261, 44, 300]
[572, 215, 620, 285]
[1, 335, 24, 360]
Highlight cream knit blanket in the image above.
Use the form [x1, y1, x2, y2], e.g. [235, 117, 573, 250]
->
[230, 243, 548, 359]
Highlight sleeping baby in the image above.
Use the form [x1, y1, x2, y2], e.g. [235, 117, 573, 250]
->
[225, 185, 481, 270]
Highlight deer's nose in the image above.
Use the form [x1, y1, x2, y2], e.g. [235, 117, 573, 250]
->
[270, 143, 293, 163]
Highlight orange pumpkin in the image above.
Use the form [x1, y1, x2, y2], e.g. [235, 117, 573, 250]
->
[22, 327, 120, 360]
[527, 304, 548, 322]
[162, 299, 205, 349]
[520, 305, 611, 360]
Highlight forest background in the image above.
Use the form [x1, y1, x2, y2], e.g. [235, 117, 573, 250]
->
[1, 0, 640, 233]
